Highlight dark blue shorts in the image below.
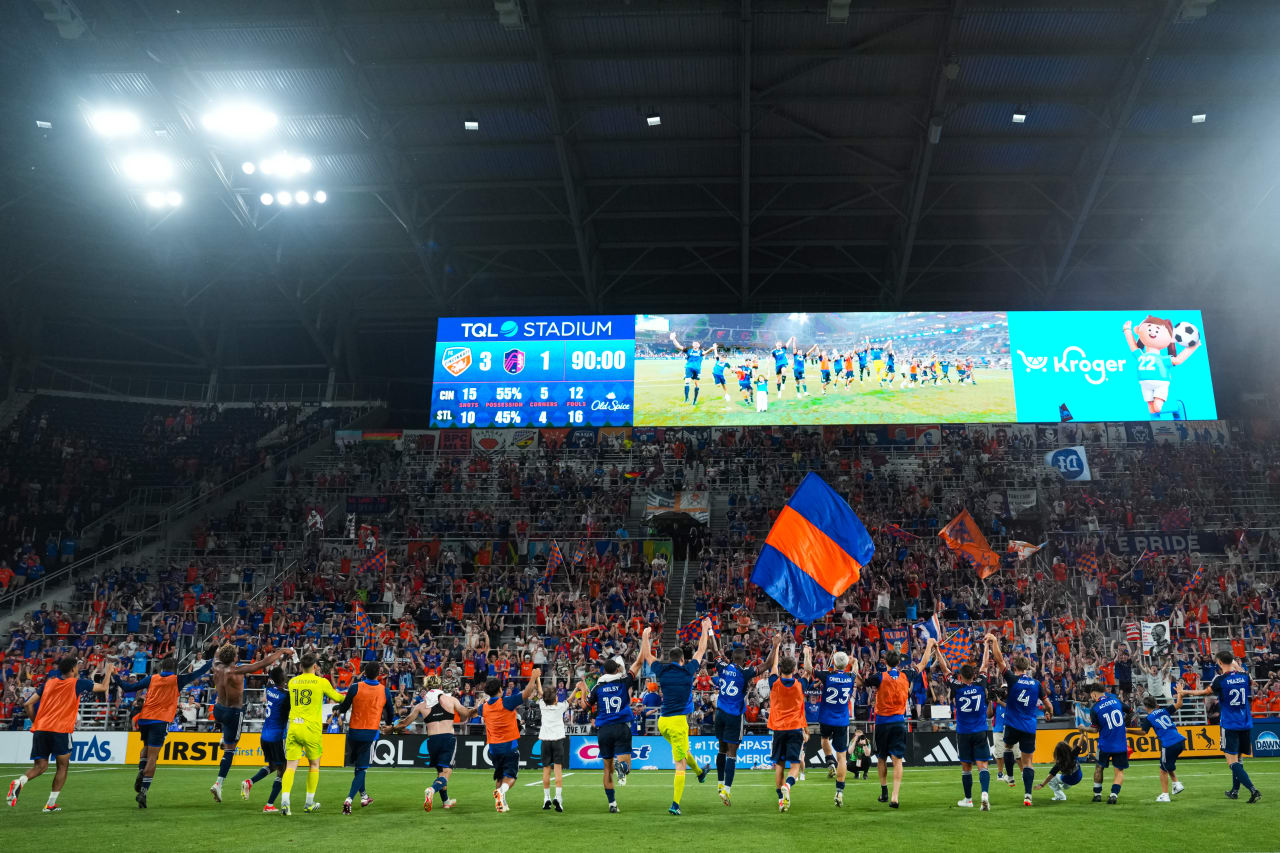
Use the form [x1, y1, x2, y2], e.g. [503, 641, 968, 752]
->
[1098, 750, 1129, 770]
[739, 381, 752, 390]
[213, 704, 243, 746]
[425, 733, 457, 771]
[346, 731, 378, 770]
[685, 368, 700, 380]
[771, 729, 804, 766]
[261, 737, 286, 766]
[775, 364, 787, 375]
[138, 721, 169, 749]
[820, 723, 849, 753]
[874, 722, 908, 759]
[821, 370, 831, 382]
[1159, 741, 1184, 772]
[30, 731, 71, 761]
[488, 741, 520, 781]
[596, 722, 632, 761]
[1001, 724, 1036, 754]
[1061, 766, 1083, 787]
[957, 731, 992, 763]
[714, 374, 726, 386]
[714, 710, 744, 746]
[1221, 727, 1252, 756]
[793, 370, 804, 380]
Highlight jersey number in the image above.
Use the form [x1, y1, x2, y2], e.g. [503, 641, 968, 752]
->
[601, 695, 623, 714]
[1015, 690, 1032, 708]
[1104, 709, 1124, 728]
[292, 687, 313, 707]
[1228, 687, 1246, 707]
[958, 694, 981, 713]
[824, 686, 852, 705]
[1152, 715, 1172, 729]
[721, 682, 740, 698]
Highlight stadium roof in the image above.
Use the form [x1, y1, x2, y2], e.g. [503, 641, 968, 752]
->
[1, 0, 1277, 397]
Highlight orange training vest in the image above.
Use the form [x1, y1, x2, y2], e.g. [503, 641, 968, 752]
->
[33, 674, 83, 734]
[768, 677, 806, 731]
[139, 673, 180, 722]
[349, 681, 387, 731]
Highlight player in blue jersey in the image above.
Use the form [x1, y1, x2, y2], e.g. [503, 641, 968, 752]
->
[1141, 696, 1186, 802]
[771, 337, 794, 398]
[242, 668, 290, 812]
[938, 356, 952, 383]
[1082, 683, 1132, 804]
[932, 634, 995, 810]
[991, 691, 1019, 783]
[1035, 738, 1088, 801]
[582, 627, 649, 812]
[790, 343, 817, 397]
[642, 619, 712, 815]
[1178, 650, 1261, 803]
[855, 344, 870, 382]
[989, 642, 1053, 806]
[711, 644, 772, 807]
[669, 335, 712, 405]
[810, 650, 857, 807]
[711, 350, 731, 403]
[879, 347, 897, 388]
[736, 359, 755, 406]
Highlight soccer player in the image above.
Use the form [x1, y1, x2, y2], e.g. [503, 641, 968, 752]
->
[279, 653, 346, 815]
[712, 642, 771, 806]
[484, 668, 542, 813]
[531, 676, 571, 812]
[645, 617, 712, 816]
[938, 356, 952, 383]
[771, 338, 794, 398]
[767, 635, 809, 812]
[989, 641, 1053, 805]
[582, 635, 645, 813]
[209, 643, 291, 803]
[334, 661, 394, 814]
[669, 334, 709, 405]
[1034, 738, 1088, 801]
[879, 347, 897, 389]
[711, 349, 732, 402]
[859, 647, 910, 807]
[1082, 682, 1131, 804]
[931, 634, 994, 810]
[7, 656, 112, 812]
[1141, 695, 1185, 802]
[386, 674, 475, 811]
[735, 359, 754, 406]
[810, 650, 856, 807]
[791, 343, 817, 397]
[241, 666, 289, 812]
[113, 651, 215, 808]
[1177, 650, 1261, 803]
[856, 342, 870, 382]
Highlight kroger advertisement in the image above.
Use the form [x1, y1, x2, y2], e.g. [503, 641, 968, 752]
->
[1008, 309, 1216, 422]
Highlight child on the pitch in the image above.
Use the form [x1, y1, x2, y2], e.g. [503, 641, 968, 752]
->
[1035, 738, 1088, 801]
[1141, 696, 1186, 802]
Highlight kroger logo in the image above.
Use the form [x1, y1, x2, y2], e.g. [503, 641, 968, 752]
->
[1255, 731, 1280, 755]
[1017, 346, 1127, 386]
[576, 743, 652, 761]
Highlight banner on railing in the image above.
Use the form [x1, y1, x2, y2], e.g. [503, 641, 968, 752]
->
[1114, 531, 1225, 554]
[0, 731, 126, 764]
[644, 489, 710, 523]
[125, 732, 346, 766]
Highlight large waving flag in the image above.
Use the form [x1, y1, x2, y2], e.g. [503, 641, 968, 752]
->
[1182, 564, 1204, 594]
[939, 630, 972, 669]
[359, 550, 387, 574]
[677, 612, 721, 645]
[938, 509, 1000, 579]
[543, 540, 565, 587]
[1007, 540, 1045, 561]
[913, 613, 943, 644]
[352, 601, 372, 640]
[750, 473, 875, 623]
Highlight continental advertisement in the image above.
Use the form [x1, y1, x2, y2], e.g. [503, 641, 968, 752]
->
[125, 732, 347, 767]
[1030, 724, 1221, 764]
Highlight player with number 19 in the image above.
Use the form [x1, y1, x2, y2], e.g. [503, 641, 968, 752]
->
[582, 628, 649, 812]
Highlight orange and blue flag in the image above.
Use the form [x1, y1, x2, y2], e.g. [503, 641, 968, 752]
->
[750, 472, 874, 623]
[352, 601, 372, 639]
[359, 550, 387, 574]
[677, 612, 721, 645]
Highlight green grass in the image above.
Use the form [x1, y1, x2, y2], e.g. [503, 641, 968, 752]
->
[633, 360, 1017, 426]
[4, 761, 1278, 852]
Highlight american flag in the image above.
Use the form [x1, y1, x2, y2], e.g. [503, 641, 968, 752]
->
[939, 630, 972, 669]
[677, 612, 720, 645]
[359, 550, 387, 574]
[1077, 552, 1099, 578]
[1125, 621, 1141, 642]
[543, 540, 565, 586]
[1183, 565, 1204, 594]
[572, 538, 588, 565]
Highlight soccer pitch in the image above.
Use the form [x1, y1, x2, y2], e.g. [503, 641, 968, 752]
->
[633, 360, 1017, 427]
[5, 762, 1277, 852]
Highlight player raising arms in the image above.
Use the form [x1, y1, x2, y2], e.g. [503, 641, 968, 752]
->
[386, 674, 476, 812]
[711, 348, 732, 403]
[767, 635, 810, 812]
[241, 666, 289, 812]
[1081, 682, 1132, 804]
[711, 641, 772, 806]
[7, 655, 112, 813]
[771, 337, 795, 398]
[1177, 650, 1261, 803]
[646, 618, 712, 816]
[113, 650, 215, 808]
[791, 342, 817, 397]
[581, 632, 646, 813]
[484, 668, 542, 813]
[988, 640, 1053, 806]
[1141, 695, 1186, 802]
[334, 661, 395, 815]
[209, 643, 291, 803]
[279, 653, 346, 815]
[810, 649, 857, 807]
[931, 634, 995, 810]
[669, 334, 711, 406]
[859, 647, 911, 807]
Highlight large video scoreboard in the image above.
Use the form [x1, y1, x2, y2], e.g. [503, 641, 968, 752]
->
[430, 310, 1217, 427]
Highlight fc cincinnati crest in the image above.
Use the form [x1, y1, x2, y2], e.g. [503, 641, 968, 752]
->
[441, 346, 472, 377]
[503, 348, 526, 374]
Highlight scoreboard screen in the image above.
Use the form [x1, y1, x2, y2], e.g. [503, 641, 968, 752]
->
[430, 315, 635, 428]
[430, 310, 1217, 427]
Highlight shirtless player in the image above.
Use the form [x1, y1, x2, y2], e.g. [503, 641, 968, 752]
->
[384, 675, 476, 811]
[210, 644, 291, 802]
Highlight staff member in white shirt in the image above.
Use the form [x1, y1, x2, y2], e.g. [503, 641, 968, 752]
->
[533, 676, 572, 812]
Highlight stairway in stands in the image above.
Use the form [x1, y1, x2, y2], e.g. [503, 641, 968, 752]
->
[661, 553, 697, 650]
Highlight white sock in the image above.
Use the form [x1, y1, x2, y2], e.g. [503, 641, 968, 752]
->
[498, 783, 510, 795]
[46, 792, 58, 806]
[305, 792, 315, 805]
[543, 789, 551, 802]
[15, 776, 27, 789]
[555, 787, 562, 801]
[282, 793, 291, 806]
[215, 776, 224, 786]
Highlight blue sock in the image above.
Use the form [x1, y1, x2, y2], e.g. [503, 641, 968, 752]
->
[979, 769, 990, 794]
[785, 776, 796, 787]
[605, 787, 615, 803]
[348, 769, 365, 800]
[1232, 762, 1255, 793]
[962, 771, 973, 799]
[1022, 766, 1034, 795]
[1110, 783, 1121, 797]
[725, 757, 737, 787]
[432, 777, 447, 793]
[684, 383, 690, 401]
[1003, 751, 1014, 776]
[218, 748, 235, 780]
[268, 776, 282, 805]
[141, 776, 154, 791]
[693, 387, 699, 402]
[137, 758, 147, 772]
[1094, 782, 1103, 795]
[250, 766, 272, 784]
[776, 788, 783, 799]
[836, 781, 845, 791]
[716, 753, 725, 783]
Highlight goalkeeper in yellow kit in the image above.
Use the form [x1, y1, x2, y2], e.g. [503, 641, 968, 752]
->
[280, 653, 346, 815]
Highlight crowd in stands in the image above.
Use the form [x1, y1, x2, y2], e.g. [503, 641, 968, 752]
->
[3, 420, 1279, 735]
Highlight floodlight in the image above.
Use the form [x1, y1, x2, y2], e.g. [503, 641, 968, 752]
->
[242, 161, 256, 174]
[295, 190, 310, 205]
[166, 191, 182, 207]
[121, 152, 174, 183]
[144, 191, 166, 208]
[260, 193, 274, 205]
[313, 190, 327, 204]
[464, 115, 479, 131]
[201, 104, 278, 138]
[646, 111, 662, 127]
[277, 190, 293, 205]
[88, 109, 141, 138]
[1192, 113, 1206, 123]
[1012, 113, 1027, 124]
